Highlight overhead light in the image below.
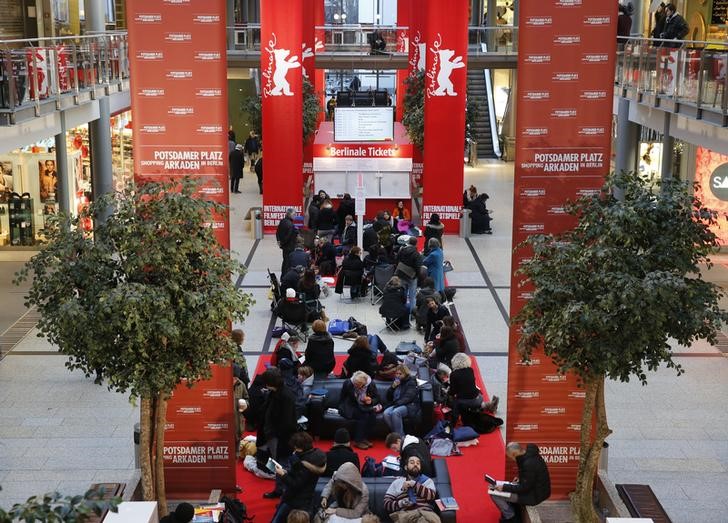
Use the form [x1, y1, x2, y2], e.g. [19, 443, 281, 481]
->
[334, 13, 340, 20]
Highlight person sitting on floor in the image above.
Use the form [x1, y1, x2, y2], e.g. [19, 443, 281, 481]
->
[324, 428, 361, 476]
[315, 237, 338, 277]
[289, 238, 312, 271]
[383, 364, 421, 437]
[383, 455, 439, 523]
[379, 276, 411, 330]
[317, 461, 370, 523]
[335, 246, 366, 299]
[338, 370, 383, 449]
[385, 432, 434, 478]
[305, 319, 336, 377]
[424, 297, 450, 342]
[270, 332, 301, 368]
[449, 353, 498, 426]
[430, 364, 451, 407]
[441, 316, 466, 353]
[415, 278, 441, 332]
[428, 325, 459, 369]
[298, 268, 321, 301]
[287, 510, 310, 523]
[489, 442, 552, 523]
[341, 336, 377, 378]
[271, 431, 327, 523]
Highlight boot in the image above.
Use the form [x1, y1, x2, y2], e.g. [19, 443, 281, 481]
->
[483, 395, 499, 414]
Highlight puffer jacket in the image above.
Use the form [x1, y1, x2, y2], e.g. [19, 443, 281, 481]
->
[319, 462, 370, 520]
[281, 447, 328, 509]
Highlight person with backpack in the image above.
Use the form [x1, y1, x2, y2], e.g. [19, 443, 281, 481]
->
[271, 431, 327, 523]
[489, 442, 552, 523]
[660, 3, 689, 48]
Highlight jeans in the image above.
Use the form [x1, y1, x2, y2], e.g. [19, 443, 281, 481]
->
[383, 405, 409, 436]
[489, 491, 518, 519]
[451, 395, 483, 425]
[350, 408, 376, 442]
[405, 277, 417, 313]
[270, 501, 292, 523]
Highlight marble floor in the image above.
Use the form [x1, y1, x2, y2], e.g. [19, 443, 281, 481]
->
[0, 160, 726, 522]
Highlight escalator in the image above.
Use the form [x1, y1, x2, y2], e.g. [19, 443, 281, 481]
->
[467, 69, 501, 159]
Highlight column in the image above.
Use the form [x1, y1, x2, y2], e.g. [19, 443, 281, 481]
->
[485, 0, 497, 50]
[661, 112, 673, 181]
[84, 0, 113, 216]
[54, 112, 71, 215]
[615, 97, 639, 176]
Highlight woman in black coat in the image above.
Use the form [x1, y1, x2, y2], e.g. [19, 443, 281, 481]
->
[424, 213, 445, 251]
[335, 246, 365, 298]
[317, 199, 338, 241]
[336, 194, 356, 234]
[342, 336, 376, 378]
[304, 319, 335, 377]
[432, 325, 459, 368]
[468, 193, 492, 234]
[378, 276, 410, 329]
[338, 371, 382, 448]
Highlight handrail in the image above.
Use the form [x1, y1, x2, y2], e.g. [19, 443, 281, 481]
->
[0, 31, 128, 47]
[617, 35, 728, 49]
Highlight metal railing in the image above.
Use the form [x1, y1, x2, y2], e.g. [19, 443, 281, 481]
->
[0, 32, 129, 116]
[616, 36, 728, 116]
[468, 26, 518, 54]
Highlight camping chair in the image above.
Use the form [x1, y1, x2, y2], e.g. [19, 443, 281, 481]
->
[267, 269, 282, 311]
[300, 291, 324, 321]
[380, 315, 401, 334]
[370, 263, 395, 305]
[274, 296, 309, 342]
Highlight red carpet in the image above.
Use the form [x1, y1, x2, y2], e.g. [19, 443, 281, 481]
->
[236, 355, 505, 522]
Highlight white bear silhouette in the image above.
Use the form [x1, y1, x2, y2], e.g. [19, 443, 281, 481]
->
[271, 49, 300, 96]
[416, 43, 426, 71]
[301, 43, 314, 77]
[433, 49, 464, 96]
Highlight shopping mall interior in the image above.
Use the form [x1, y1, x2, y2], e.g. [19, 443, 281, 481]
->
[1, 1, 728, 522]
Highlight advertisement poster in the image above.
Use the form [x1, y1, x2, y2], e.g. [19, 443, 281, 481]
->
[506, 1, 617, 497]
[261, 0, 304, 229]
[38, 160, 57, 202]
[421, 0, 469, 230]
[694, 146, 728, 246]
[126, 0, 236, 497]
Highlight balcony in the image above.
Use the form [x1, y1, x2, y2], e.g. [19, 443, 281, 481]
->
[615, 36, 728, 127]
[0, 33, 130, 126]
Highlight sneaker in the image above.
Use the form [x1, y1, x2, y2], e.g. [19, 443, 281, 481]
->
[354, 441, 370, 450]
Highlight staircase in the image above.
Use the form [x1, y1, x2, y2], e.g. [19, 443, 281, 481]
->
[467, 69, 499, 159]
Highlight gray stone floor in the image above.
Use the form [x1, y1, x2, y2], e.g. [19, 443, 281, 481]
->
[0, 161, 726, 522]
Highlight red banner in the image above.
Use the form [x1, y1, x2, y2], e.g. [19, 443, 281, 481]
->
[506, 1, 617, 498]
[421, 0, 468, 229]
[395, 0, 411, 122]
[261, 0, 304, 229]
[695, 147, 728, 246]
[126, 0, 236, 497]
[302, 0, 319, 181]
[315, 0, 326, 115]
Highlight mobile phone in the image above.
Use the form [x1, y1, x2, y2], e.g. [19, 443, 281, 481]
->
[484, 474, 497, 486]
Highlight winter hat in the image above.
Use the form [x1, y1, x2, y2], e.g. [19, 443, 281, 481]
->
[172, 503, 194, 523]
[334, 428, 351, 445]
[286, 288, 296, 299]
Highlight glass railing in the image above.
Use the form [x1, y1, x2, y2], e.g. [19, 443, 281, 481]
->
[616, 36, 728, 115]
[468, 26, 518, 54]
[0, 32, 129, 113]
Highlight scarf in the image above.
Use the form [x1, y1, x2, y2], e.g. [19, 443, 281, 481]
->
[407, 474, 430, 505]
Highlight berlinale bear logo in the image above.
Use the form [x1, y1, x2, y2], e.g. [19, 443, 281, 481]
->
[426, 34, 464, 97]
[262, 33, 301, 97]
[710, 163, 728, 201]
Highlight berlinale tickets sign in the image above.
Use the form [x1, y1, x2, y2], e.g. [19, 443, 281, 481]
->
[506, 0, 617, 498]
[126, 0, 236, 497]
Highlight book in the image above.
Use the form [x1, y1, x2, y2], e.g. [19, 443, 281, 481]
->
[485, 474, 497, 486]
[435, 497, 460, 511]
[488, 488, 513, 499]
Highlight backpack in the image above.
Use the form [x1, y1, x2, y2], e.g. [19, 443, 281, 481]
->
[219, 496, 252, 523]
[361, 456, 384, 477]
[396, 341, 422, 355]
[347, 316, 368, 336]
[328, 319, 350, 335]
[461, 410, 504, 434]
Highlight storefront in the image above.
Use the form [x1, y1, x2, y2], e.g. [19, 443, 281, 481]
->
[0, 109, 133, 248]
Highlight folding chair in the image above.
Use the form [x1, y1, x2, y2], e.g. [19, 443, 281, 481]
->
[380, 315, 401, 334]
[370, 263, 395, 305]
[274, 296, 309, 342]
[267, 269, 282, 311]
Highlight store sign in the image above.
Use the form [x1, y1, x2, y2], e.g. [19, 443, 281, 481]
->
[695, 147, 728, 245]
[261, 0, 304, 229]
[127, 0, 236, 497]
[421, 0, 468, 229]
[506, 0, 616, 498]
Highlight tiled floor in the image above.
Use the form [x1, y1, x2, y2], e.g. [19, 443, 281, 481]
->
[0, 160, 727, 522]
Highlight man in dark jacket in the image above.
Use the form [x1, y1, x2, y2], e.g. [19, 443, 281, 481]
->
[272, 431, 327, 523]
[324, 428, 360, 476]
[277, 208, 298, 275]
[258, 369, 298, 499]
[229, 144, 244, 193]
[490, 442, 551, 522]
[424, 297, 450, 342]
[660, 3, 689, 48]
[244, 131, 260, 171]
[395, 236, 423, 313]
[288, 239, 311, 271]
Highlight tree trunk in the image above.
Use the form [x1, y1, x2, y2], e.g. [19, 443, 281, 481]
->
[570, 375, 612, 523]
[139, 397, 155, 501]
[154, 393, 169, 518]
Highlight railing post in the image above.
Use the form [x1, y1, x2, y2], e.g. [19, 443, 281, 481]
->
[696, 50, 705, 113]
[674, 47, 683, 101]
[30, 46, 40, 116]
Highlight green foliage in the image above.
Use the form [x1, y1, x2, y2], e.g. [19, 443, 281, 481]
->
[402, 70, 425, 150]
[465, 96, 479, 143]
[243, 77, 322, 142]
[0, 488, 120, 523]
[15, 178, 253, 399]
[514, 171, 727, 384]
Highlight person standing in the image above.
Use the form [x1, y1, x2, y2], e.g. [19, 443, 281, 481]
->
[244, 131, 260, 172]
[383, 455, 439, 523]
[255, 155, 263, 195]
[652, 2, 667, 40]
[229, 144, 244, 194]
[395, 236, 423, 315]
[277, 208, 299, 275]
[660, 3, 689, 47]
[422, 239, 444, 293]
[423, 214, 444, 250]
[617, 4, 632, 41]
[489, 442, 551, 523]
[231, 329, 250, 388]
